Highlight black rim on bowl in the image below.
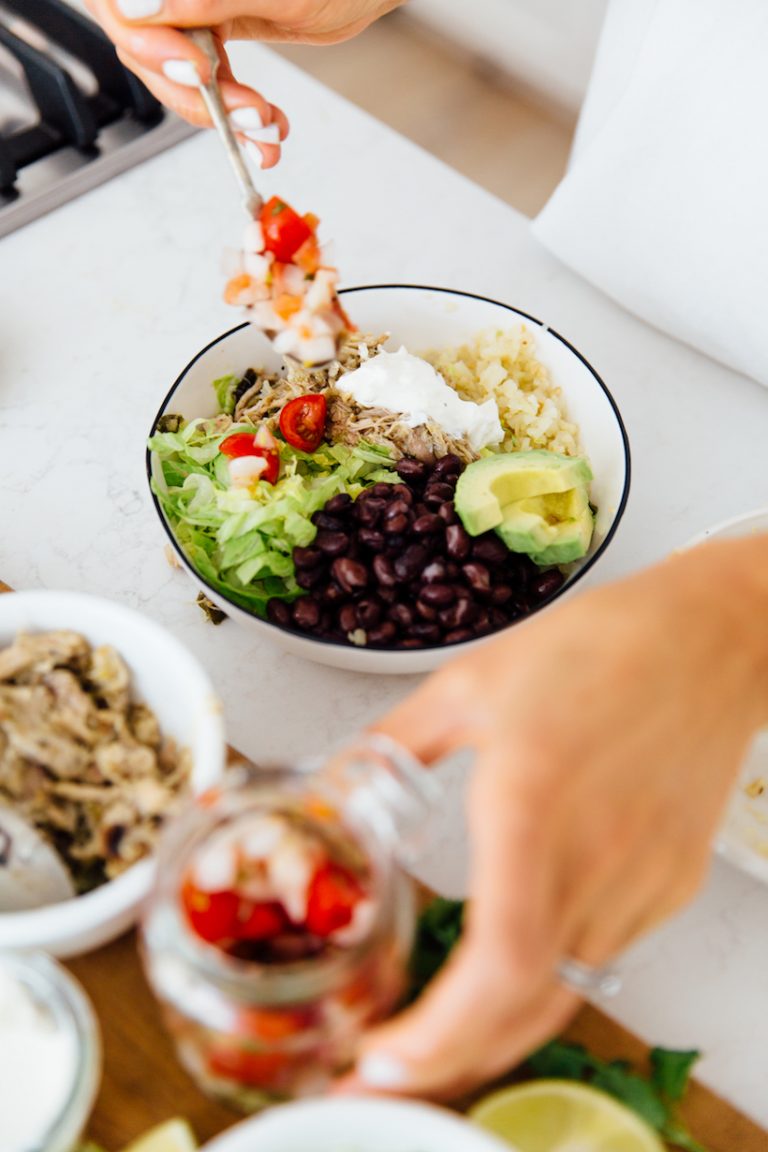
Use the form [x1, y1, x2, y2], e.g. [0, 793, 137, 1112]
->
[146, 285, 632, 652]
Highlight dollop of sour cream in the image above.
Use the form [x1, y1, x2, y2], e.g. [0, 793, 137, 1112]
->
[0, 967, 78, 1152]
[338, 347, 503, 452]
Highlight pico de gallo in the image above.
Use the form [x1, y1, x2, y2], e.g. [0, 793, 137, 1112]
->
[223, 195, 354, 367]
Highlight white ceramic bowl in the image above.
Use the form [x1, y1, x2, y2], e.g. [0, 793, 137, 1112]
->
[149, 284, 631, 673]
[684, 508, 768, 885]
[202, 1097, 515, 1152]
[0, 590, 226, 957]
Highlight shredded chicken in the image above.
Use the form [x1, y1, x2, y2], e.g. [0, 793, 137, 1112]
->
[234, 332, 475, 463]
[0, 630, 191, 893]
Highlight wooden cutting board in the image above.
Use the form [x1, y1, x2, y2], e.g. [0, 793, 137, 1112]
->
[1, 580, 766, 1149]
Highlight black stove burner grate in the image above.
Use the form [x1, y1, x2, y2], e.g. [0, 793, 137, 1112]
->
[0, 0, 162, 194]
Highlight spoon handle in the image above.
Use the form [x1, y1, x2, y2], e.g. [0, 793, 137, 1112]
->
[186, 28, 263, 218]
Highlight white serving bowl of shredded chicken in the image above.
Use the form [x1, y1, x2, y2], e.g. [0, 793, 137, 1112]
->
[148, 285, 630, 674]
[0, 590, 226, 957]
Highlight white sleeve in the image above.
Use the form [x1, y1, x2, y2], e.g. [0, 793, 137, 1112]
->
[533, 0, 768, 389]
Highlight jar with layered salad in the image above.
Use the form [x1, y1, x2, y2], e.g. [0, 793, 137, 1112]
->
[141, 736, 437, 1111]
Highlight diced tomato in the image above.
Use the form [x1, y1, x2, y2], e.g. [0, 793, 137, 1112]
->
[278, 394, 327, 454]
[293, 236, 321, 275]
[181, 880, 240, 944]
[223, 274, 255, 305]
[234, 1005, 314, 1042]
[236, 899, 288, 941]
[260, 196, 312, 264]
[273, 293, 303, 321]
[305, 862, 363, 937]
[219, 432, 280, 484]
[303, 212, 321, 232]
[207, 1045, 291, 1088]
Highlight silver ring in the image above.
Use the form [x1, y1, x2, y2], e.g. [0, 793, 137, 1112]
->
[557, 957, 623, 998]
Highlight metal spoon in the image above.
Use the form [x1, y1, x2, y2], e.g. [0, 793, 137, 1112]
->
[0, 806, 76, 912]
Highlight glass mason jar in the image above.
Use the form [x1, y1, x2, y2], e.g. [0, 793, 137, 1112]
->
[141, 735, 439, 1112]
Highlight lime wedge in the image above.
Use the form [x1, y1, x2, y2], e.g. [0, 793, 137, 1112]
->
[470, 1080, 666, 1152]
[121, 1119, 197, 1152]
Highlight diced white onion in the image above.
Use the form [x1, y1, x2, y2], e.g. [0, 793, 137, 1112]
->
[221, 247, 244, 278]
[243, 220, 265, 253]
[295, 335, 337, 365]
[192, 842, 238, 892]
[228, 455, 267, 487]
[243, 251, 272, 281]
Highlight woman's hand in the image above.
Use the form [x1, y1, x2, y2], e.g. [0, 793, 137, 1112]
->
[340, 536, 768, 1101]
[86, 1, 404, 164]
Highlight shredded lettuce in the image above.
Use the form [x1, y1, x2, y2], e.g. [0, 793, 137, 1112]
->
[213, 374, 240, 415]
[150, 417, 398, 617]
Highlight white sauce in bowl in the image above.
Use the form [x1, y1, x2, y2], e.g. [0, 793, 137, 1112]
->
[338, 348, 504, 452]
[0, 965, 78, 1152]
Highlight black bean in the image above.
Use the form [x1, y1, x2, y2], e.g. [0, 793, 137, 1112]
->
[312, 511, 345, 532]
[394, 544, 429, 581]
[472, 536, 510, 566]
[419, 583, 456, 608]
[378, 585, 397, 604]
[371, 482, 395, 499]
[373, 554, 397, 587]
[367, 622, 397, 645]
[357, 599, 383, 629]
[489, 607, 511, 629]
[325, 492, 353, 515]
[384, 533, 407, 554]
[415, 599, 438, 622]
[439, 598, 478, 630]
[432, 454, 463, 478]
[396, 457, 428, 484]
[444, 628, 475, 644]
[320, 582, 345, 604]
[399, 638, 425, 649]
[530, 570, 566, 602]
[293, 545, 324, 570]
[388, 603, 414, 629]
[332, 557, 369, 593]
[319, 611, 334, 633]
[491, 584, 513, 605]
[410, 622, 442, 643]
[474, 609, 492, 634]
[338, 604, 359, 633]
[383, 513, 410, 535]
[292, 597, 320, 629]
[315, 530, 350, 557]
[424, 482, 456, 507]
[384, 500, 411, 521]
[412, 513, 443, 535]
[445, 524, 472, 560]
[355, 499, 386, 527]
[445, 562, 461, 579]
[296, 566, 325, 590]
[438, 503, 459, 525]
[389, 484, 414, 506]
[266, 599, 291, 627]
[422, 560, 448, 584]
[462, 562, 492, 595]
[358, 528, 385, 552]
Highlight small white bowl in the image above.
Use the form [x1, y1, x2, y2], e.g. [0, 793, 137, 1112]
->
[684, 508, 768, 886]
[0, 590, 226, 957]
[202, 1096, 516, 1152]
[149, 285, 631, 674]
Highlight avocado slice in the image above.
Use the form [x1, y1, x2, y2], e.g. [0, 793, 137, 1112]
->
[455, 450, 593, 536]
[496, 499, 595, 566]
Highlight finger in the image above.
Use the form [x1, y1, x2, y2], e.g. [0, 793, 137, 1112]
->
[105, 0, 282, 28]
[372, 664, 482, 766]
[116, 48, 284, 166]
[87, 0, 216, 83]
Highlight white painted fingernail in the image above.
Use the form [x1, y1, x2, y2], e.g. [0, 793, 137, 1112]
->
[161, 59, 200, 87]
[239, 124, 281, 145]
[116, 0, 162, 17]
[244, 140, 269, 169]
[356, 1054, 410, 1089]
[229, 107, 266, 131]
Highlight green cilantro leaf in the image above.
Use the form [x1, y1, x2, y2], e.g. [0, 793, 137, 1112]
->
[650, 1048, 701, 1102]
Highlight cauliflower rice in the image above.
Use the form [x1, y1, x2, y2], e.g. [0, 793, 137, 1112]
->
[423, 325, 581, 457]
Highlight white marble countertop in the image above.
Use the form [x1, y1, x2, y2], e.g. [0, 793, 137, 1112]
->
[2, 42, 768, 1126]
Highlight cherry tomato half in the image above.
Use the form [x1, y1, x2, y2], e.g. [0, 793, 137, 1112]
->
[206, 1045, 292, 1088]
[181, 880, 240, 944]
[278, 394, 327, 454]
[219, 433, 280, 485]
[305, 861, 362, 937]
[260, 196, 313, 264]
[235, 900, 288, 941]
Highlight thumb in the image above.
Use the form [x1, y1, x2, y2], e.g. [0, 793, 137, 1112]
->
[371, 665, 477, 767]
